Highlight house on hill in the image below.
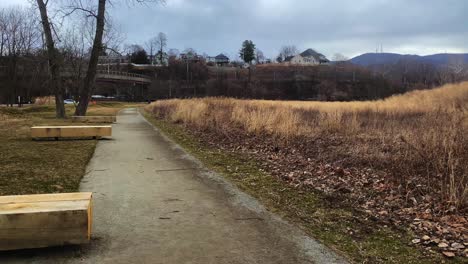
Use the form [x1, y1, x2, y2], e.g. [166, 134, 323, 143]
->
[215, 54, 230, 66]
[206, 54, 230, 66]
[284, 49, 330, 65]
[180, 51, 203, 62]
[301, 49, 330, 64]
[284, 55, 309, 65]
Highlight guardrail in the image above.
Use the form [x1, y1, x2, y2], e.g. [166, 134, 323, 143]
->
[96, 70, 151, 79]
[0, 67, 152, 83]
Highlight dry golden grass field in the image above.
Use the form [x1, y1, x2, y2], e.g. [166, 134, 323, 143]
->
[146, 82, 468, 261]
[147, 83, 467, 208]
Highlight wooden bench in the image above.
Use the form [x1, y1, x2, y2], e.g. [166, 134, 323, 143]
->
[31, 126, 112, 139]
[0, 192, 93, 251]
[71, 116, 116, 123]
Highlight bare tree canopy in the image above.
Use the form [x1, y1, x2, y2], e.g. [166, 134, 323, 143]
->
[333, 53, 349, 62]
[0, 6, 41, 57]
[155, 32, 167, 65]
[33, 0, 165, 116]
[146, 32, 167, 65]
[278, 45, 299, 60]
[167, 48, 179, 57]
[145, 37, 157, 63]
[256, 49, 265, 63]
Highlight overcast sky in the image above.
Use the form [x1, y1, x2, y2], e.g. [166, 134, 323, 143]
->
[2, 0, 467, 60]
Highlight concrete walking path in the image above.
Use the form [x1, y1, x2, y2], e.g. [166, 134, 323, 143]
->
[0, 108, 347, 264]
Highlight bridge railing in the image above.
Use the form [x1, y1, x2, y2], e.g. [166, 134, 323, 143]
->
[96, 70, 151, 80]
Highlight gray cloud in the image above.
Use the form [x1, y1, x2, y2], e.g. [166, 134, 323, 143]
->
[3, 0, 468, 59]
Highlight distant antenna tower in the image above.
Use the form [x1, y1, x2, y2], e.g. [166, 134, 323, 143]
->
[376, 43, 384, 53]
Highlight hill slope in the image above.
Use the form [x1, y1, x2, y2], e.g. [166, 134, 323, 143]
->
[350, 52, 468, 66]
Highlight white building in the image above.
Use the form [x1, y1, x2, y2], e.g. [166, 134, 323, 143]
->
[284, 49, 329, 66]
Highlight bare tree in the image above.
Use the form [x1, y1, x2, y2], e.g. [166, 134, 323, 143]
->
[60, 26, 88, 99]
[71, 0, 107, 116]
[0, 6, 40, 105]
[61, 0, 164, 116]
[2, 7, 40, 56]
[81, 15, 124, 56]
[36, 0, 66, 117]
[145, 37, 157, 64]
[0, 6, 43, 107]
[34, 0, 164, 116]
[430, 55, 467, 85]
[0, 9, 6, 56]
[183, 48, 197, 57]
[332, 53, 348, 62]
[124, 44, 144, 54]
[155, 32, 167, 65]
[446, 54, 467, 82]
[256, 49, 265, 64]
[145, 33, 166, 65]
[167, 48, 179, 58]
[279, 45, 299, 60]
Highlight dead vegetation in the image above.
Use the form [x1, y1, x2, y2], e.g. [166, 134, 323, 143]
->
[33, 96, 56, 105]
[0, 102, 137, 195]
[146, 82, 468, 259]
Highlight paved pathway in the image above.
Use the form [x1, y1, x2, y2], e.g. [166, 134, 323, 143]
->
[0, 108, 347, 264]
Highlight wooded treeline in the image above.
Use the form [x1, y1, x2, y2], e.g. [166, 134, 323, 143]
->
[1, 3, 467, 105]
[147, 63, 406, 101]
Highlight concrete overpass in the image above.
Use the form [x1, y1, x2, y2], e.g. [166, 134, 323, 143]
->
[0, 67, 152, 84]
[95, 70, 152, 84]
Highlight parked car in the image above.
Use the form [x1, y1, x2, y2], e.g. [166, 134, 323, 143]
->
[64, 99, 75, 105]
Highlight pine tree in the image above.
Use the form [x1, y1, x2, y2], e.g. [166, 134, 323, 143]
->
[239, 40, 256, 64]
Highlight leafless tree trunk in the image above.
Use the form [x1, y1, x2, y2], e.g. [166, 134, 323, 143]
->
[36, 0, 66, 118]
[156, 32, 167, 65]
[64, 0, 163, 115]
[0, 10, 6, 56]
[145, 37, 157, 65]
[146, 32, 167, 65]
[75, 0, 106, 116]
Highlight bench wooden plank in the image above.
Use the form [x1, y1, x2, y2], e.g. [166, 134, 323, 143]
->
[0, 192, 92, 204]
[31, 126, 112, 138]
[71, 116, 116, 123]
[0, 193, 92, 251]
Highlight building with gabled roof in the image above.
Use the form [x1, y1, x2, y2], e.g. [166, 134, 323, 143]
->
[300, 49, 330, 64]
[215, 54, 230, 66]
[283, 49, 329, 65]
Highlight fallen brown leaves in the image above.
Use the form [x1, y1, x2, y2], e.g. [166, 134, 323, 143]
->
[185, 126, 467, 259]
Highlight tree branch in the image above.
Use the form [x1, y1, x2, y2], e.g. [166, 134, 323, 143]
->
[61, 7, 97, 18]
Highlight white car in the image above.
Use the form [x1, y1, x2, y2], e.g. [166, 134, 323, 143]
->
[64, 99, 75, 105]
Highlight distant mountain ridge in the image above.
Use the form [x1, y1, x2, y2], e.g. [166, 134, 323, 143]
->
[350, 53, 468, 67]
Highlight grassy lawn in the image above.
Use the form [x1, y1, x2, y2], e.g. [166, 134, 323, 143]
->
[0, 102, 139, 195]
[142, 110, 463, 264]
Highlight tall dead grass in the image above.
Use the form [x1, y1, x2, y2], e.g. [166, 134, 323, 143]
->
[146, 82, 468, 210]
[34, 96, 55, 105]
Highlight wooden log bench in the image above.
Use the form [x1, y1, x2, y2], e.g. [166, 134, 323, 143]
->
[71, 116, 116, 123]
[0, 192, 93, 251]
[31, 126, 112, 139]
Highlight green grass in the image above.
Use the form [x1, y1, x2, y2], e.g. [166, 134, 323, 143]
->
[0, 103, 136, 195]
[142, 110, 462, 264]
